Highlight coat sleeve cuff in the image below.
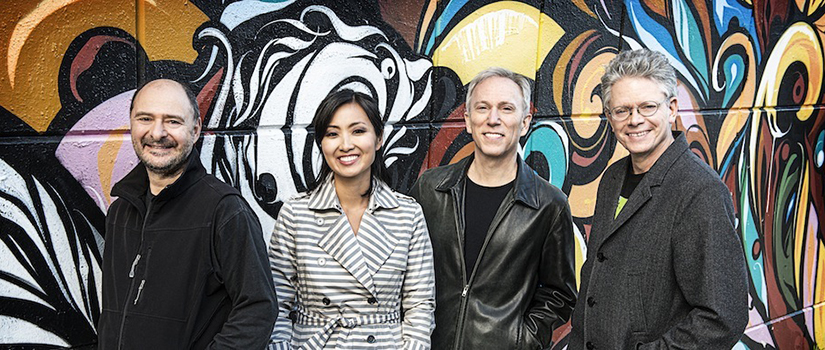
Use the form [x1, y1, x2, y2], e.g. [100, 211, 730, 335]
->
[404, 339, 431, 350]
[268, 341, 293, 350]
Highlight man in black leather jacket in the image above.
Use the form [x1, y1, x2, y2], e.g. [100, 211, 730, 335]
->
[410, 67, 577, 349]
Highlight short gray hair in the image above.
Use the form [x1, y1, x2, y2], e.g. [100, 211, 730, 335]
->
[601, 49, 677, 108]
[466, 67, 531, 114]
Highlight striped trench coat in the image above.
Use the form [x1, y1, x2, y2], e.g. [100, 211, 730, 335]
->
[268, 176, 435, 350]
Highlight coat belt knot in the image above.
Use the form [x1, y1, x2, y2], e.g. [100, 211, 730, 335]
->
[296, 306, 400, 349]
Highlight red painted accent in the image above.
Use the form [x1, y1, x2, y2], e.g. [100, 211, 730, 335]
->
[71, 36, 134, 102]
[196, 68, 224, 124]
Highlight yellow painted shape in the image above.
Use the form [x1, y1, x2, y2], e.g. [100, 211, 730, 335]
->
[417, 0, 438, 52]
[98, 130, 127, 205]
[570, 51, 612, 124]
[755, 22, 822, 120]
[573, 225, 586, 289]
[553, 31, 601, 115]
[568, 140, 627, 218]
[571, 0, 597, 18]
[432, 1, 563, 83]
[712, 32, 755, 168]
[139, 0, 207, 64]
[1, 0, 207, 132]
[715, 108, 749, 167]
[798, 0, 825, 16]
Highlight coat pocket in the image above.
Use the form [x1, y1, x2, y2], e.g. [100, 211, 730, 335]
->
[628, 331, 649, 349]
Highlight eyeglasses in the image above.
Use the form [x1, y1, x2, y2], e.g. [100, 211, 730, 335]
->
[606, 99, 671, 121]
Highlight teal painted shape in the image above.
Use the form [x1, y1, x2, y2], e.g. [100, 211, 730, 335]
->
[739, 159, 767, 306]
[722, 55, 745, 107]
[524, 127, 567, 188]
[815, 130, 824, 167]
[674, 0, 710, 95]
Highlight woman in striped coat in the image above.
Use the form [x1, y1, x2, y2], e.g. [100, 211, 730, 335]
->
[268, 90, 435, 349]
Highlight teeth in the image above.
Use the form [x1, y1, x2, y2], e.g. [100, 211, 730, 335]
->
[340, 155, 358, 162]
[628, 131, 648, 137]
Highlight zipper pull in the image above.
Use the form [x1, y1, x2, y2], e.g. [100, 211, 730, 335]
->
[133, 280, 146, 305]
[461, 285, 469, 298]
[128, 254, 141, 278]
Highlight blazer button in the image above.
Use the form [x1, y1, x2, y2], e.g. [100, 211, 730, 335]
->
[586, 341, 596, 350]
[315, 218, 324, 225]
[367, 335, 375, 343]
[597, 252, 607, 262]
[322, 297, 330, 305]
[587, 296, 596, 307]
[367, 297, 377, 305]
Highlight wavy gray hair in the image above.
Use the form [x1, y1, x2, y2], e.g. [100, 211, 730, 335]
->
[601, 49, 677, 109]
[465, 67, 531, 115]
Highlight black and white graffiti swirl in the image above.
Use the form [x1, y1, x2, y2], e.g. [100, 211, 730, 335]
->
[0, 152, 104, 348]
[196, 4, 432, 231]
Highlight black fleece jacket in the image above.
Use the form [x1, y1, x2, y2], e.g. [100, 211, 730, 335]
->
[98, 150, 277, 349]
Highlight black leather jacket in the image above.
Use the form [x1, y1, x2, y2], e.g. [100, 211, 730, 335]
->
[410, 155, 577, 349]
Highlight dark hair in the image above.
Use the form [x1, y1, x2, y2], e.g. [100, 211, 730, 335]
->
[130, 78, 200, 123]
[309, 90, 390, 196]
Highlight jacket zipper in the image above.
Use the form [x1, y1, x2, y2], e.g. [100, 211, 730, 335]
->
[451, 185, 469, 350]
[117, 199, 152, 350]
[453, 193, 516, 350]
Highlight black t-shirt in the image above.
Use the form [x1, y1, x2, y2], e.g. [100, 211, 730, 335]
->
[616, 164, 646, 218]
[463, 177, 514, 280]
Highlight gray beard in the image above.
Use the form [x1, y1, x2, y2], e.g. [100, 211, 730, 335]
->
[142, 151, 190, 178]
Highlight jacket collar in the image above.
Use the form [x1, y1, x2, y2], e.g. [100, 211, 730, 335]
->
[611, 131, 688, 186]
[601, 131, 688, 244]
[307, 174, 400, 212]
[111, 149, 207, 205]
[434, 154, 541, 210]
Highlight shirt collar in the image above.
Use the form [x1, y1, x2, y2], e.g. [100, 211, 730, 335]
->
[308, 174, 399, 211]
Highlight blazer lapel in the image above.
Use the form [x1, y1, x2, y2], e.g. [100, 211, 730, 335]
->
[606, 177, 653, 239]
[591, 160, 625, 250]
[595, 132, 689, 250]
[317, 214, 377, 297]
[357, 212, 400, 275]
[357, 180, 401, 277]
[311, 175, 378, 297]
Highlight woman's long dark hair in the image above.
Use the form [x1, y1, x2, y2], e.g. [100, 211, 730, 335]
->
[308, 90, 390, 196]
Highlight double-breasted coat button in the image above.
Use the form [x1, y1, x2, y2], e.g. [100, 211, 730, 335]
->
[587, 296, 596, 307]
[596, 252, 607, 262]
[318, 257, 326, 266]
[586, 341, 596, 350]
[315, 218, 324, 225]
[367, 297, 377, 305]
[367, 335, 375, 343]
[322, 297, 330, 305]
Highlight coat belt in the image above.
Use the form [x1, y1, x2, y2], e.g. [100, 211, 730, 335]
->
[295, 306, 400, 349]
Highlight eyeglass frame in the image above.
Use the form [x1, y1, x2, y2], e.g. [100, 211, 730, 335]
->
[604, 98, 674, 121]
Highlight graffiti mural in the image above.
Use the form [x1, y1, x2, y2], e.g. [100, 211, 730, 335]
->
[0, 0, 823, 348]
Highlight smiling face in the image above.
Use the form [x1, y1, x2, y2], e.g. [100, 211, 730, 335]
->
[465, 76, 532, 163]
[130, 80, 201, 179]
[320, 103, 382, 186]
[607, 76, 677, 173]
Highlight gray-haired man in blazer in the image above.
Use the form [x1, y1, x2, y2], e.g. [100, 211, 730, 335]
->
[569, 49, 748, 350]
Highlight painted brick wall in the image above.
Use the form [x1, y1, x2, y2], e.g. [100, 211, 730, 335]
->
[0, 0, 823, 348]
